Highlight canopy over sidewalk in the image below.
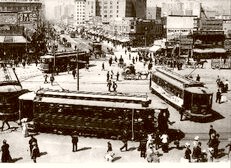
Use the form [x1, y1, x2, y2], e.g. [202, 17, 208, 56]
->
[0, 35, 29, 44]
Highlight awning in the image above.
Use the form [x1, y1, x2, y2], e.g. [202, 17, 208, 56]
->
[0, 36, 29, 44]
[193, 48, 226, 54]
[149, 45, 162, 52]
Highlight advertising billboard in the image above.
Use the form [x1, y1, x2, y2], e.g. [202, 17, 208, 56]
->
[0, 13, 18, 25]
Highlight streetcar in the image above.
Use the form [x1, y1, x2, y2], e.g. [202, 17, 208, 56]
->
[39, 51, 90, 73]
[18, 88, 168, 140]
[150, 67, 213, 120]
[0, 62, 29, 120]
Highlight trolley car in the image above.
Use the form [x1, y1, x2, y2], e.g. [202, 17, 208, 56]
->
[150, 67, 213, 120]
[18, 88, 168, 140]
[39, 51, 89, 73]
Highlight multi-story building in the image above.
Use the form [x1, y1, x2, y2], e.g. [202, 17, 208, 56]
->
[200, 19, 223, 31]
[85, 0, 96, 23]
[146, 6, 161, 20]
[96, 0, 146, 23]
[54, 5, 62, 22]
[162, 0, 184, 16]
[75, 0, 86, 25]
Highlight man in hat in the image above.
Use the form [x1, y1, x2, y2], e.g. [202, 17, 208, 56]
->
[225, 138, 231, 159]
[0, 140, 12, 163]
[29, 135, 38, 156]
[71, 131, 79, 152]
[184, 142, 192, 162]
[209, 125, 216, 140]
[31, 142, 39, 163]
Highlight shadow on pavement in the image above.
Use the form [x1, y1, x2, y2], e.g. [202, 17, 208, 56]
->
[167, 129, 185, 142]
[39, 152, 48, 157]
[77, 147, 92, 152]
[112, 156, 121, 162]
[11, 157, 23, 163]
[127, 147, 136, 151]
[190, 110, 224, 123]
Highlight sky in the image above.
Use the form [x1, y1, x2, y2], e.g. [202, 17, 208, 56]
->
[43, 0, 231, 19]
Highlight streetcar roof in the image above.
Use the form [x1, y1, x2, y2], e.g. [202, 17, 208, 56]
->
[153, 71, 185, 89]
[155, 68, 203, 86]
[0, 84, 22, 93]
[40, 90, 150, 102]
[18, 92, 36, 101]
[40, 55, 54, 59]
[184, 87, 213, 94]
[35, 97, 161, 110]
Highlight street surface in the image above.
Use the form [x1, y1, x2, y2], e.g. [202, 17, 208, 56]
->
[1, 39, 231, 164]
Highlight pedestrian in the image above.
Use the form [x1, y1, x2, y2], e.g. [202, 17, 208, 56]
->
[67, 64, 70, 74]
[196, 74, 200, 82]
[207, 147, 215, 162]
[72, 69, 76, 79]
[110, 70, 114, 79]
[44, 74, 48, 83]
[109, 57, 112, 66]
[114, 56, 117, 62]
[29, 135, 38, 156]
[216, 75, 221, 87]
[106, 71, 110, 81]
[102, 62, 105, 71]
[0, 140, 12, 163]
[146, 144, 154, 163]
[1, 116, 10, 131]
[193, 136, 200, 148]
[224, 79, 229, 92]
[215, 89, 221, 103]
[112, 81, 118, 92]
[160, 132, 169, 153]
[139, 138, 147, 158]
[225, 138, 231, 159]
[31, 142, 39, 163]
[184, 142, 192, 162]
[192, 141, 202, 162]
[22, 121, 29, 137]
[213, 134, 220, 158]
[107, 80, 112, 92]
[209, 125, 216, 140]
[129, 53, 131, 60]
[105, 141, 115, 162]
[179, 107, 185, 121]
[132, 57, 135, 64]
[116, 72, 119, 81]
[120, 130, 128, 152]
[50, 75, 55, 86]
[71, 131, 79, 152]
[135, 56, 138, 62]
[107, 141, 112, 153]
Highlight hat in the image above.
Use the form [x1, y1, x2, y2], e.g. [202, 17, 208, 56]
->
[194, 136, 199, 140]
[208, 147, 214, 151]
[32, 142, 37, 146]
[3, 139, 6, 143]
[202, 149, 206, 153]
[185, 142, 190, 147]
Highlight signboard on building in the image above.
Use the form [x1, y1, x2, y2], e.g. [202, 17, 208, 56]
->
[0, 13, 18, 25]
[18, 11, 38, 25]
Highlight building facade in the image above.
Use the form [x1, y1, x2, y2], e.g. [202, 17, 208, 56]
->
[146, 6, 161, 20]
[74, 0, 86, 25]
[166, 15, 197, 40]
[0, 0, 45, 60]
[0, 0, 44, 28]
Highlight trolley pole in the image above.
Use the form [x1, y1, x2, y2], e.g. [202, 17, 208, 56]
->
[76, 49, 79, 91]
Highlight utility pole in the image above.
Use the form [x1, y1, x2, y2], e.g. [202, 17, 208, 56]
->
[76, 49, 79, 91]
